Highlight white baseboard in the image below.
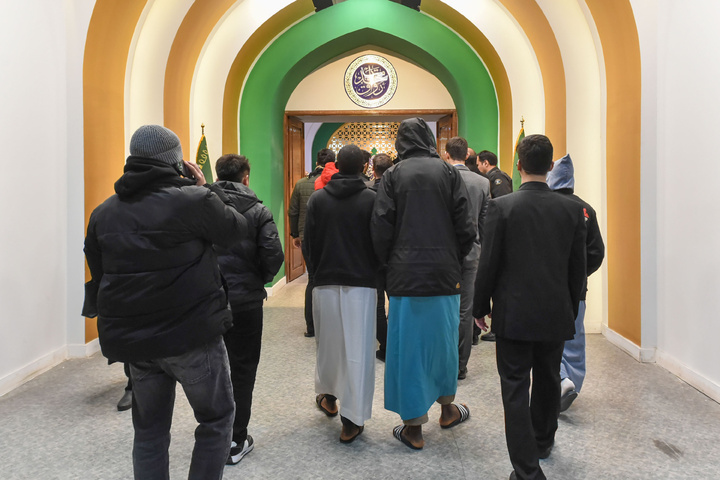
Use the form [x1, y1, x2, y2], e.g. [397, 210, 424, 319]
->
[656, 350, 720, 404]
[602, 324, 656, 363]
[603, 325, 720, 404]
[67, 337, 100, 358]
[265, 277, 287, 297]
[0, 346, 67, 398]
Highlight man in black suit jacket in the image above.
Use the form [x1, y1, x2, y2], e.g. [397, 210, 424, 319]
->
[473, 134, 587, 480]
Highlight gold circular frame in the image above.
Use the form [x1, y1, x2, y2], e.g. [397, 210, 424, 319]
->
[344, 54, 398, 108]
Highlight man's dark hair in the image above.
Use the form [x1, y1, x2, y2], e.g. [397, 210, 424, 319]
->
[372, 153, 393, 178]
[337, 144, 365, 174]
[215, 154, 250, 182]
[445, 136, 468, 161]
[517, 134, 553, 175]
[317, 148, 335, 166]
[465, 147, 477, 168]
[361, 149, 372, 165]
[477, 150, 498, 166]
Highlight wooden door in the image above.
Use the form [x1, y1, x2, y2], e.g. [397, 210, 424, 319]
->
[284, 116, 306, 282]
[436, 112, 458, 156]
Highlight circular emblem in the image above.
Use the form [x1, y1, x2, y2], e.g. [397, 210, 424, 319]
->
[344, 55, 398, 109]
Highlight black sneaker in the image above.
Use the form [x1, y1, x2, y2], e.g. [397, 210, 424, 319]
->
[117, 390, 132, 411]
[480, 332, 496, 342]
[227, 435, 254, 465]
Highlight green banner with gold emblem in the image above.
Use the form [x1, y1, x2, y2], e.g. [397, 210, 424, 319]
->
[196, 134, 213, 183]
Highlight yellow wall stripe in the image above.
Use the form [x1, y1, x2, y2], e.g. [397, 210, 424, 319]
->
[499, 0, 567, 156]
[164, 0, 237, 158]
[586, 0, 642, 345]
[222, 0, 315, 154]
[83, 0, 148, 342]
[421, 0, 513, 171]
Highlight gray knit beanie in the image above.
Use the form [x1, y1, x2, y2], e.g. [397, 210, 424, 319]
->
[129, 125, 183, 168]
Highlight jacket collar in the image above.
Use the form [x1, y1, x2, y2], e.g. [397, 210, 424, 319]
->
[518, 181, 551, 191]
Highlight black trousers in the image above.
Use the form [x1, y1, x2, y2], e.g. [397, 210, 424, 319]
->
[496, 337, 563, 480]
[376, 287, 387, 352]
[304, 271, 315, 335]
[124, 362, 132, 391]
[223, 306, 263, 445]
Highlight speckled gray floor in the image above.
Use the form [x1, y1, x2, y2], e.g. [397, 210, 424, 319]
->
[1, 275, 719, 479]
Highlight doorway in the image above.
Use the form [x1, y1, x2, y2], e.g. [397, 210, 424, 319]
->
[283, 109, 458, 282]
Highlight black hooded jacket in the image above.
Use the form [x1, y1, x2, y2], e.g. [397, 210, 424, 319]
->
[83, 157, 248, 362]
[302, 173, 378, 288]
[213, 180, 284, 311]
[371, 118, 476, 297]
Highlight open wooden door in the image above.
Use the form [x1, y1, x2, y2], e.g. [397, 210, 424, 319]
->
[436, 112, 458, 156]
[284, 116, 305, 282]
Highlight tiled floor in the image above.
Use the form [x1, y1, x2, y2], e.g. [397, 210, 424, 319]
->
[1, 275, 719, 479]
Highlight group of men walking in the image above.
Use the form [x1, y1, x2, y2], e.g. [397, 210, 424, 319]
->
[84, 117, 603, 480]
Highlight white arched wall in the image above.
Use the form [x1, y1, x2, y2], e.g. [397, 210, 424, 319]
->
[286, 49, 455, 111]
[191, 0, 298, 162]
[536, 0, 605, 333]
[126, 0, 194, 155]
[443, 0, 546, 138]
[444, 0, 605, 333]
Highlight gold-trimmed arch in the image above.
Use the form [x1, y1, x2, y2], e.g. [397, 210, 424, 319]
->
[163, 0, 238, 158]
[586, 0, 642, 345]
[82, 0, 641, 349]
[499, 0, 567, 156]
[83, 0, 148, 342]
[221, 1, 315, 154]
[420, 0, 513, 169]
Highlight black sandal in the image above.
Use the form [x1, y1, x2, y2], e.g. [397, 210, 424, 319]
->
[339, 416, 364, 444]
[393, 425, 423, 450]
[315, 394, 338, 417]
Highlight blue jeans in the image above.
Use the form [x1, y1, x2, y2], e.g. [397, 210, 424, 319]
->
[560, 300, 587, 392]
[129, 336, 234, 480]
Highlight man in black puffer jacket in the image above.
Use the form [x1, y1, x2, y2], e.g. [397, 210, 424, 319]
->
[83, 125, 247, 480]
[212, 154, 284, 466]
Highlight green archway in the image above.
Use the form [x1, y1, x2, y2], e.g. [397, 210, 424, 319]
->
[311, 123, 344, 171]
[240, 0, 498, 277]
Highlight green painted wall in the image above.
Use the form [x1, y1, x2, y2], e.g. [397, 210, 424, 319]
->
[311, 123, 343, 170]
[240, 0, 498, 278]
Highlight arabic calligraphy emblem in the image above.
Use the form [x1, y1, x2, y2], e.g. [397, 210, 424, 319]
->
[344, 55, 398, 108]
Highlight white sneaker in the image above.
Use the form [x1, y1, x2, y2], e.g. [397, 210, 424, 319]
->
[560, 378, 578, 412]
[226, 435, 254, 465]
[560, 378, 575, 396]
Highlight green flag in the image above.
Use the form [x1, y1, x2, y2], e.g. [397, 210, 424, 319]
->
[511, 126, 525, 191]
[196, 134, 213, 183]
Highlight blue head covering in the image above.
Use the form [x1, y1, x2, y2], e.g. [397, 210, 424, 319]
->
[546, 153, 574, 192]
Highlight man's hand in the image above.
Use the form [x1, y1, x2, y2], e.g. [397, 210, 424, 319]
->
[184, 161, 206, 186]
[474, 316, 489, 332]
[292, 237, 302, 248]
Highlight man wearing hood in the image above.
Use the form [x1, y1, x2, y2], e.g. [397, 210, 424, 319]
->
[288, 148, 335, 337]
[213, 154, 284, 465]
[83, 125, 248, 479]
[372, 118, 476, 450]
[546, 154, 605, 412]
[302, 144, 379, 444]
